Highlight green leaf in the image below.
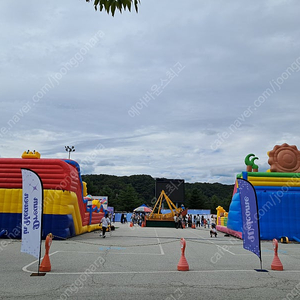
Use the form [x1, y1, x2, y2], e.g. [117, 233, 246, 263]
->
[88, 0, 140, 16]
[104, 0, 111, 13]
[117, 0, 123, 13]
[111, 2, 116, 16]
[134, 0, 140, 12]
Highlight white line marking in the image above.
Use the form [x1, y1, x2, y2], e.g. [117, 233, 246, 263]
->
[155, 229, 165, 255]
[22, 251, 59, 273]
[216, 245, 236, 256]
[22, 269, 300, 275]
[22, 251, 300, 275]
[107, 252, 163, 255]
[188, 228, 219, 246]
[188, 229, 241, 255]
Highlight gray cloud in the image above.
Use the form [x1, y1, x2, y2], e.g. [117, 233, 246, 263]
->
[1, 0, 300, 184]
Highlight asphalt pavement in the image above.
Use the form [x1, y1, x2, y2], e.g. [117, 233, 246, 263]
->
[0, 223, 299, 300]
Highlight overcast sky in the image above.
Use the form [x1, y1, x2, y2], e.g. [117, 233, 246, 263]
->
[1, 0, 300, 184]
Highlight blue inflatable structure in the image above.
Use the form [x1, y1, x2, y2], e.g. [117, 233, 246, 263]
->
[222, 144, 300, 241]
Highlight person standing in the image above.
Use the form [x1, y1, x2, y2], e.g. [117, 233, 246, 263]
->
[196, 214, 200, 228]
[100, 214, 110, 238]
[178, 214, 183, 229]
[188, 215, 192, 228]
[174, 214, 179, 229]
[211, 215, 216, 227]
[185, 214, 189, 226]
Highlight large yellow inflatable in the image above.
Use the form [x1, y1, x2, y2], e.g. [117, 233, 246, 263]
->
[0, 154, 103, 239]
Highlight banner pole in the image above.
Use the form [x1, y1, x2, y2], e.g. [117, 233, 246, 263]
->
[237, 178, 268, 272]
[23, 169, 46, 277]
[37, 190, 44, 275]
[260, 258, 262, 270]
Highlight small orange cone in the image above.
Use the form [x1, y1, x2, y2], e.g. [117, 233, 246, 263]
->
[177, 238, 189, 271]
[271, 239, 283, 271]
[130, 222, 133, 227]
[39, 253, 51, 272]
[39, 233, 53, 272]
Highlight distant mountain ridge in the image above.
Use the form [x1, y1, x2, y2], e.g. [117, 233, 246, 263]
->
[81, 174, 234, 213]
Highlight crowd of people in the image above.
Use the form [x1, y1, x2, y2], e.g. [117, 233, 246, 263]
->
[174, 214, 216, 229]
[109, 211, 218, 238]
[173, 214, 217, 237]
[130, 212, 147, 226]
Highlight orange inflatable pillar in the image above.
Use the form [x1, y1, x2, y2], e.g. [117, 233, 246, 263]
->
[177, 238, 189, 271]
[271, 239, 283, 271]
[39, 233, 53, 272]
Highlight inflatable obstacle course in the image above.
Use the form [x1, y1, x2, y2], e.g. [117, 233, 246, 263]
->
[218, 143, 300, 241]
[0, 152, 105, 239]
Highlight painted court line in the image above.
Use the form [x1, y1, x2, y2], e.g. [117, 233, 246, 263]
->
[187, 229, 273, 257]
[57, 250, 163, 256]
[22, 251, 59, 273]
[216, 244, 236, 256]
[22, 250, 300, 275]
[22, 268, 300, 275]
[22, 247, 164, 274]
[154, 228, 165, 255]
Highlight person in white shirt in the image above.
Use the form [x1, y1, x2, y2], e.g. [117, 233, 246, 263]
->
[100, 214, 110, 238]
[174, 214, 179, 229]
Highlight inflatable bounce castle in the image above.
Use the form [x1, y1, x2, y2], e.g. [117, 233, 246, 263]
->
[0, 151, 107, 239]
[217, 143, 300, 242]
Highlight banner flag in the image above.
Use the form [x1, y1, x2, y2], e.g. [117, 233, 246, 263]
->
[237, 178, 261, 260]
[21, 169, 44, 259]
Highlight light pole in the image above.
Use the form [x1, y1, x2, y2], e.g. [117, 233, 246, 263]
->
[65, 146, 75, 159]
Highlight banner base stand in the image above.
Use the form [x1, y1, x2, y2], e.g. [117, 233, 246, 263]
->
[30, 272, 46, 277]
[254, 269, 268, 272]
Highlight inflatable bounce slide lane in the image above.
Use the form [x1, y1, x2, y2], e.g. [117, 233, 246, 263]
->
[0, 152, 104, 239]
[218, 143, 300, 242]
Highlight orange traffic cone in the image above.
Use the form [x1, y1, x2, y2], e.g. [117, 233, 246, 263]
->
[177, 238, 189, 271]
[271, 239, 283, 271]
[39, 253, 51, 272]
[130, 222, 133, 227]
[39, 233, 53, 272]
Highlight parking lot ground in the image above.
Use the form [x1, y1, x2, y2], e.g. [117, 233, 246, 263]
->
[0, 224, 299, 300]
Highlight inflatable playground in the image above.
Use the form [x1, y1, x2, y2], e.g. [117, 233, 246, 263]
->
[217, 143, 300, 242]
[0, 151, 108, 239]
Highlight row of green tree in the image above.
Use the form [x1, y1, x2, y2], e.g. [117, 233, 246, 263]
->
[81, 174, 234, 213]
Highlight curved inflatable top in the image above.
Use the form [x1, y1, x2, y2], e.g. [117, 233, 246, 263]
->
[226, 143, 300, 241]
[0, 156, 104, 239]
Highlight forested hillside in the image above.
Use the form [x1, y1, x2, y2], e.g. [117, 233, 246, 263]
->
[81, 174, 234, 213]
